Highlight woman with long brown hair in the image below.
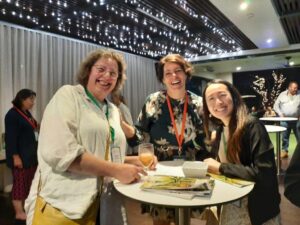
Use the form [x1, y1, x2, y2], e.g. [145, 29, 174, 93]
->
[202, 79, 281, 225]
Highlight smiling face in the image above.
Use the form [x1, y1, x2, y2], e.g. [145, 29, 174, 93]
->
[86, 57, 119, 102]
[162, 62, 187, 98]
[205, 83, 234, 126]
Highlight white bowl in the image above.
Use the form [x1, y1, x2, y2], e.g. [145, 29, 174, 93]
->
[182, 161, 208, 178]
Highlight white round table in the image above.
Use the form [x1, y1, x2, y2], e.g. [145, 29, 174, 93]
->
[265, 125, 287, 133]
[260, 117, 298, 175]
[114, 161, 254, 225]
[264, 125, 287, 175]
[241, 95, 256, 98]
[260, 117, 298, 122]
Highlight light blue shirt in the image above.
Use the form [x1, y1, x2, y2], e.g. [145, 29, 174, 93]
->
[274, 90, 300, 117]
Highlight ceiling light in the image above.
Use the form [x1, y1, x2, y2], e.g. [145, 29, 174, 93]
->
[236, 66, 242, 71]
[266, 38, 272, 43]
[240, 2, 248, 10]
[136, 8, 175, 29]
[289, 61, 295, 66]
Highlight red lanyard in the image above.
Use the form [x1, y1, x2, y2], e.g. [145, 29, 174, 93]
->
[166, 93, 188, 155]
[14, 106, 37, 129]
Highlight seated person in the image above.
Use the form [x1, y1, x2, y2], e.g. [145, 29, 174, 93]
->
[250, 105, 265, 118]
[202, 79, 281, 225]
[264, 105, 277, 117]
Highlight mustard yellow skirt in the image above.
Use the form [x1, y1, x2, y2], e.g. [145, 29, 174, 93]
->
[32, 196, 99, 225]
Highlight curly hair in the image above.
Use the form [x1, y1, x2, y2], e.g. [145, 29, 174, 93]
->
[76, 48, 126, 92]
[156, 54, 193, 83]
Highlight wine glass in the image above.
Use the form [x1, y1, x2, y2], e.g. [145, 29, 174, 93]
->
[138, 143, 154, 171]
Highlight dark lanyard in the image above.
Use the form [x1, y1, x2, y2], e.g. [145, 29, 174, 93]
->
[166, 93, 188, 155]
[85, 89, 115, 143]
[14, 106, 37, 129]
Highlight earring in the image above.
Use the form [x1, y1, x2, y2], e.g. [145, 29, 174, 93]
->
[209, 114, 212, 118]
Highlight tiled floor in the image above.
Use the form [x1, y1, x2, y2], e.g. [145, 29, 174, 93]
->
[1, 157, 300, 225]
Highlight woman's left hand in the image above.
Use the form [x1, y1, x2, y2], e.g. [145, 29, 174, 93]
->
[204, 158, 221, 174]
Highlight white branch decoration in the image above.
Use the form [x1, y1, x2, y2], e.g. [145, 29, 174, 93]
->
[252, 71, 286, 108]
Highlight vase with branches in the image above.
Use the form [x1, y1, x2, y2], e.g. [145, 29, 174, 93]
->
[252, 71, 286, 108]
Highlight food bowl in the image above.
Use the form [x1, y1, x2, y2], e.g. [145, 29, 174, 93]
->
[182, 161, 208, 178]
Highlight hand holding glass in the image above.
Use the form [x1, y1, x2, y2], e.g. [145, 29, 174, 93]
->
[138, 143, 154, 171]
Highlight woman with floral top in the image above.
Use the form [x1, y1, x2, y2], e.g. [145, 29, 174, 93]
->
[121, 54, 209, 225]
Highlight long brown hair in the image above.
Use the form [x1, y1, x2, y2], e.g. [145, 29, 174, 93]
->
[202, 79, 249, 163]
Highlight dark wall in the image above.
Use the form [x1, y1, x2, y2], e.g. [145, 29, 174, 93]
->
[186, 76, 212, 96]
[233, 66, 300, 109]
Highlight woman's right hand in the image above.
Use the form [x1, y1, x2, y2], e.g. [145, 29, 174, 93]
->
[13, 154, 23, 169]
[114, 164, 147, 184]
[204, 158, 221, 175]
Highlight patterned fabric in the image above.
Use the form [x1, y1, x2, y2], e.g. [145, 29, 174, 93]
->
[130, 90, 208, 221]
[151, 206, 174, 222]
[150, 206, 206, 223]
[12, 166, 37, 200]
[220, 191, 280, 225]
[220, 197, 251, 225]
[100, 182, 128, 225]
[128, 90, 208, 161]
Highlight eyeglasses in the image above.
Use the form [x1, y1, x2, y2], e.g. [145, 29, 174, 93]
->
[93, 65, 119, 79]
[164, 69, 184, 77]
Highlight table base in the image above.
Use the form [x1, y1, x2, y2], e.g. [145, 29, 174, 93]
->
[276, 132, 281, 175]
[175, 208, 191, 225]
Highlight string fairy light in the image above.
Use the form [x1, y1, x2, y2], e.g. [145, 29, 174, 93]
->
[0, 0, 244, 59]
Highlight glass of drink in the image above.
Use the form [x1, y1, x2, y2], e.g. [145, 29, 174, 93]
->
[138, 143, 154, 171]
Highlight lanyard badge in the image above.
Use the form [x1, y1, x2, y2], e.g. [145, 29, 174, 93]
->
[110, 146, 122, 163]
[166, 93, 188, 156]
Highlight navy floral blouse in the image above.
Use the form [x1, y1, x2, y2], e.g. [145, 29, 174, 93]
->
[128, 90, 208, 161]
